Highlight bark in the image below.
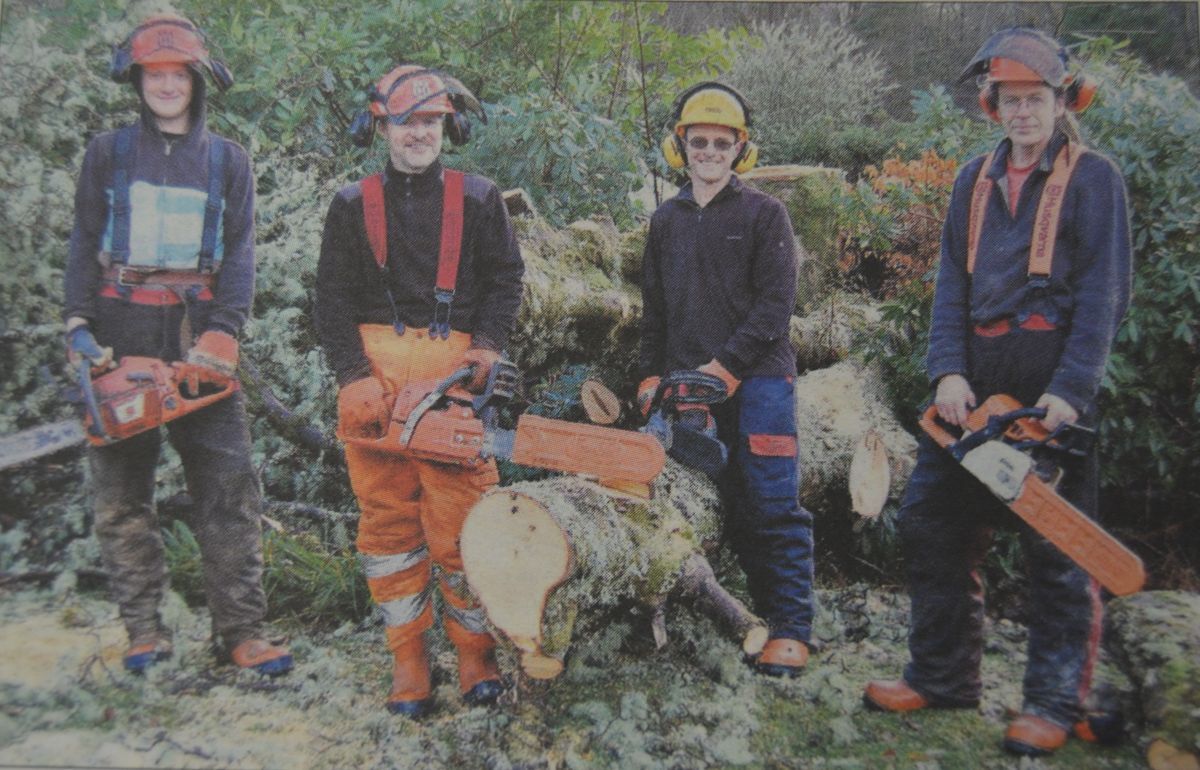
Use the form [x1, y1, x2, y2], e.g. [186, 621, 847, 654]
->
[460, 461, 766, 679]
[1106, 591, 1200, 769]
[238, 357, 337, 455]
[789, 295, 883, 373]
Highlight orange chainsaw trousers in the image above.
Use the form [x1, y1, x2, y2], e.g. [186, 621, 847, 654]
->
[344, 325, 499, 654]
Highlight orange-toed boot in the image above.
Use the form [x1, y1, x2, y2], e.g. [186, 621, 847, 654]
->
[123, 634, 173, 674]
[230, 638, 294, 677]
[1003, 713, 1069, 757]
[863, 679, 931, 712]
[445, 619, 503, 706]
[386, 635, 433, 718]
[753, 638, 809, 678]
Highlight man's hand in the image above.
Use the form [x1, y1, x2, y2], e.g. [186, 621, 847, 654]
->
[637, 376, 661, 418]
[459, 348, 501, 393]
[337, 376, 392, 438]
[178, 330, 238, 396]
[698, 359, 740, 397]
[1035, 392, 1078, 432]
[934, 374, 976, 427]
[65, 320, 113, 372]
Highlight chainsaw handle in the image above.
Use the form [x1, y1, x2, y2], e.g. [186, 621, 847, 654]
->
[652, 370, 728, 412]
[397, 366, 474, 448]
[918, 405, 959, 450]
[78, 364, 108, 440]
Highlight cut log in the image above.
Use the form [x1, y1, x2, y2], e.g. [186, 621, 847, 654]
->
[460, 462, 766, 679]
[794, 360, 917, 519]
[1106, 591, 1200, 770]
[848, 429, 890, 518]
[789, 295, 883, 372]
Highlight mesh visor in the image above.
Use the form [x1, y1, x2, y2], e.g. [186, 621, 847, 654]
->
[129, 19, 209, 66]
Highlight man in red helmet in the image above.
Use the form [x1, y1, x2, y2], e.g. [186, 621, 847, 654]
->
[315, 64, 523, 717]
[863, 28, 1132, 757]
[63, 15, 292, 676]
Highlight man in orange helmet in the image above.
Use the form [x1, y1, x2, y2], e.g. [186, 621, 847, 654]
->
[315, 64, 523, 717]
[63, 15, 291, 676]
[863, 28, 1132, 757]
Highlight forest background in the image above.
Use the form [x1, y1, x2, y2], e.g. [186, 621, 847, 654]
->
[0, 1, 1198, 769]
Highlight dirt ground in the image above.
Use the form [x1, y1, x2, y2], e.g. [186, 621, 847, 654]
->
[0, 581, 1154, 770]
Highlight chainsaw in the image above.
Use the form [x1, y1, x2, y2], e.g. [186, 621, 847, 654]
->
[641, 370, 729, 478]
[920, 394, 1145, 596]
[338, 360, 666, 495]
[0, 357, 237, 469]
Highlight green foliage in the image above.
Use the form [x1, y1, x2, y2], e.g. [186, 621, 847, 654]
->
[260, 529, 371, 628]
[726, 21, 896, 168]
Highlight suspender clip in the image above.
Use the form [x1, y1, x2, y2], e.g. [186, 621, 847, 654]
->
[430, 288, 454, 340]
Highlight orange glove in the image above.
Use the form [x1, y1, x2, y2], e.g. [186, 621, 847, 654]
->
[178, 330, 238, 396]
[460, 348, 501, 393]
[337, 377, 392, 438]
[698, 359, 740, 397]
[637, 376, 661, 418]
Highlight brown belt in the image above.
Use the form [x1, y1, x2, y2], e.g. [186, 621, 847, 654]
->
[974, 313, 1057, 337]
[99, 266, 214, 305]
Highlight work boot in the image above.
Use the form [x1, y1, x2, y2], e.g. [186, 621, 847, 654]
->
[863, 679, 930, 712]
[753, 638, 808, 678]
[445, 619, 503, 706]
[1073, 711, 1124, 745]
[386, 635, 433, 718]
[229, 638, 294, 678]
[123, 633, 173, 674]
[1003, 713, 1069, 757]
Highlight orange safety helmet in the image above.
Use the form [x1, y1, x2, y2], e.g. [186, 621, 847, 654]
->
[348, 64, 486, 148]
[110, 14, 233, 91]
[959, 28, 1096, 122]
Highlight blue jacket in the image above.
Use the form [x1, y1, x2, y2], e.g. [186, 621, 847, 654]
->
[639, 176, 798, 380]
[64, 85, 256, 351]
[927, 132, 1132, 412]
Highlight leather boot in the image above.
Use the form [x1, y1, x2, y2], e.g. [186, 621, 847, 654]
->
[753, 638, 809, 678]
[863, 679, 930, 712]
[444, 619, 503, 706]
[1003, 713, 1069, 756]
[229, 638, 294, 677]
[386, 635, 433, 718]
[123, 633, 173, 674]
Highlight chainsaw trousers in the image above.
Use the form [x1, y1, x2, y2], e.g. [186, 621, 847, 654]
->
[900, 325, 1102, 728]
[345, 325, 497, 655]
[714, 376, 814, 642]
[90, 391, 267, 648]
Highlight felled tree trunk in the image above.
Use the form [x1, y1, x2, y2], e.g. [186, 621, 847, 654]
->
[790, 295, 883, 373]
[794, 359, 918, 518]
[1106, 591, 1200, 770]
[460, 462, 767, 679]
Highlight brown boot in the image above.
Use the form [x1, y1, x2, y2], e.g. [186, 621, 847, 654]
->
[386, 635, 433, 718]
[1003, 713, 1069, 756]
[863, 679, 931, 712]
[123, 633, 173, 674]
[754, 638, 809, 678]
[229, 638, 293, 677]
[444, 619, 503, 706]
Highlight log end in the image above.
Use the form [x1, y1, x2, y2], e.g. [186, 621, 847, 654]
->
[849, 429, 890, 518]
[521, 651, 565, 680]
[1148, 739, 1200, 770]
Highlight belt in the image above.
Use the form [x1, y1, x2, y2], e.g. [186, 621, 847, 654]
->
[99, 266, 214, 304]
[973, 313, 1057, 337]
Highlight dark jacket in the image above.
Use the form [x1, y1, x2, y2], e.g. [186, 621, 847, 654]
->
[315, 160, 524, 386]
[64, 81, 255, 360]
[639, 176, 798, 380]
[927, 132, 1133, 412]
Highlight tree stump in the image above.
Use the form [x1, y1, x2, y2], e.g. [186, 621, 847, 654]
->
[460, 462, 767, 679]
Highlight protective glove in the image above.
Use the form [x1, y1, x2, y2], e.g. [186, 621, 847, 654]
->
[65, 323, 114, 372]
[337, 376, 391, 438]
[460, 348, 501, 393]
[636, 376, 661, 419]
[178, 330, 238, 396]
[698, 359, 740, 397]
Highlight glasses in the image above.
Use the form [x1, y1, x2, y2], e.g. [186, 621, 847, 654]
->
[687, 136, 735, 152]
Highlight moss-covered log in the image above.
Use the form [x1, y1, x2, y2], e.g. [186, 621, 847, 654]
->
[790, 295, 883, 373]
[1106, 591, 1200, 770]
[460, 462, 767, 679]
[794, 360, 918, 519]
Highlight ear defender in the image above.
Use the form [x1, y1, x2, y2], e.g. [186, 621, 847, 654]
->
[109, 42, 134, 83]
[348, 111, 376, 147]
[979, 86, 1001, 122]
[1065, 73, 1097, 113]
[445, 111, 471, 145]
[209, 59, 234, 92]
[661, 133, 687, 169]
[732, 141, 758, 174]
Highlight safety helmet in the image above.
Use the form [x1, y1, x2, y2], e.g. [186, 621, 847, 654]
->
[959, 28, 1096, 122]
[110, 14, 233, 91]
[660, 82, 758, 174]
[348, 64, 486, 148]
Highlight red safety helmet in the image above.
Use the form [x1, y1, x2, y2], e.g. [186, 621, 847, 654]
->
[348, 64, 486, 148]
[960, 28, 1096, 122]
[110, 14, 233, 91]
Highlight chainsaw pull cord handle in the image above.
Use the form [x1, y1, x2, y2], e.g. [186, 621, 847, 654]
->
[396, 365, 474, 448]
[78, 364, 109, 441]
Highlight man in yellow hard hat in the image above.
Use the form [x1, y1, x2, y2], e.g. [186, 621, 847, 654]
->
[63, 14, 291, 677]
[315, 64, 523, 717]
[864, 28, 1132, 757]
[638, 82, 815, 677]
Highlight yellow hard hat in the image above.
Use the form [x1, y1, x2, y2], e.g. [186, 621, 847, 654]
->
[674, 85, 749, 140]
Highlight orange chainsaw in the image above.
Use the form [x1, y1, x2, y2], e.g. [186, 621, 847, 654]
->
[920, 394, 1145, 596]
[339, 360, 666, 494]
